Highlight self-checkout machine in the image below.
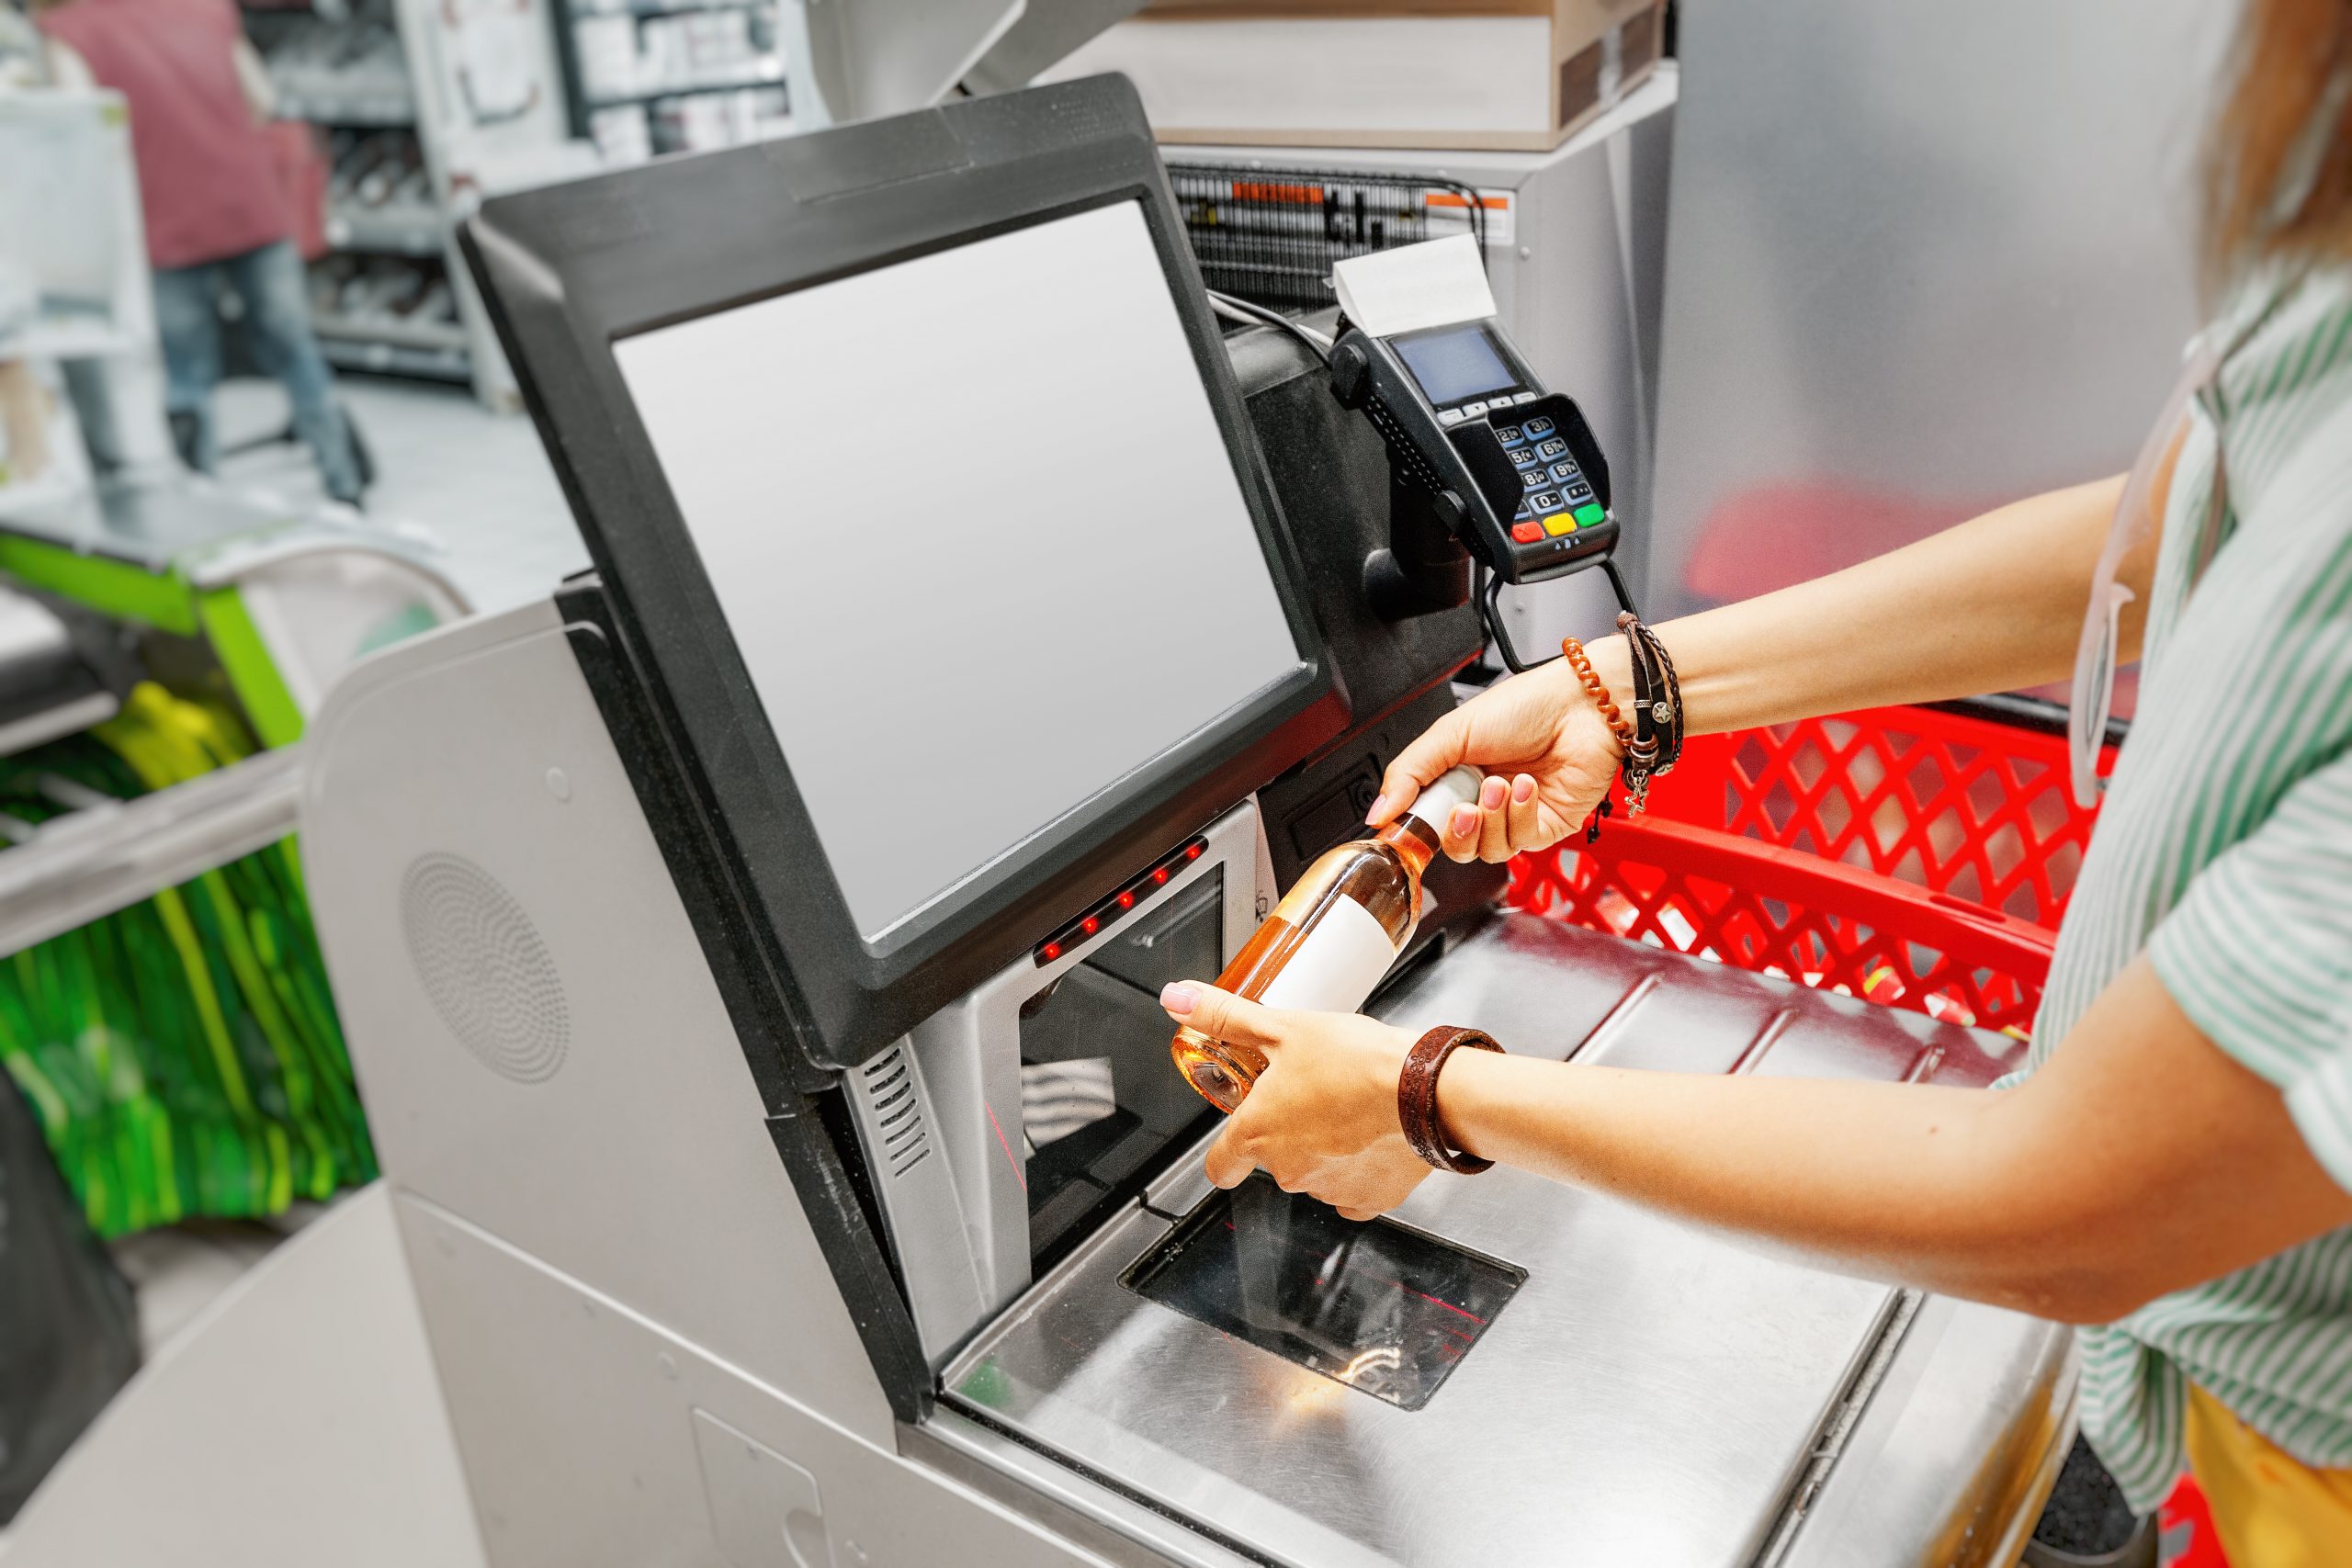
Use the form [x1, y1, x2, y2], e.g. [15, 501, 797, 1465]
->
[294, 75, 2075, 1568]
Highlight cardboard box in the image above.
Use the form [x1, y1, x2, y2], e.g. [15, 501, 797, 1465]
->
[1043, 0, 1665, 153]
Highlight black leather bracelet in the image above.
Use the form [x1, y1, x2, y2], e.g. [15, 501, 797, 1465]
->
[1629, 617, 1684, 774]
[1616, 612, 1664, 807]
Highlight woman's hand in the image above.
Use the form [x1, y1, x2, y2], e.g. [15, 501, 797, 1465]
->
[1160, 980, 1429, 1222]
[1366, 648, 1624, 863]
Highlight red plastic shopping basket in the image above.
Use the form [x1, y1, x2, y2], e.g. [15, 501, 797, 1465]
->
[1503, 702, 2243, 1556]
[1504, 703, 2111, 1036]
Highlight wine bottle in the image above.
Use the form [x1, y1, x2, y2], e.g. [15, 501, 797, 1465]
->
[1171, 765, 1483, 1111]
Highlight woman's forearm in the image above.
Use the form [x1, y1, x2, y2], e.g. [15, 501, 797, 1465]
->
[1431, 958, 2352, 1323]
[1429, 1053, 2068, 1309]
[1588, 474, 2127, 735]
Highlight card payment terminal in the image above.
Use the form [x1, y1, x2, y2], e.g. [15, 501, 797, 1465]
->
[1326, 238, 1634, 669]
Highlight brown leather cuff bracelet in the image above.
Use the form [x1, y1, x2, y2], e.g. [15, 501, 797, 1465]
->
[1398, 1026, 1504, 1174]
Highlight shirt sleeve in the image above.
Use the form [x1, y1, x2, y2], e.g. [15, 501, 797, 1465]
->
[2148, 746, 2352, 1191]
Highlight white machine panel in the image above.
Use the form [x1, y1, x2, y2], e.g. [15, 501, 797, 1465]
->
[302, 602, 896, 1445]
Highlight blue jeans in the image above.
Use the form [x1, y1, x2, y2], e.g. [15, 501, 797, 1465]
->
[152, 241, 363, 502]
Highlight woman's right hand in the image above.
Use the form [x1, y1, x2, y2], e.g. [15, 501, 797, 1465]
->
[1366, 646, 1625, 863]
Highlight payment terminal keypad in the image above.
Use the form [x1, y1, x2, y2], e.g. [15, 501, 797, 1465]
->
[1495, 415, 1603, 545]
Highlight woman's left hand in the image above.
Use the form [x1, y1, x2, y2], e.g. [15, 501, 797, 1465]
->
[1159, 980, 1430, 1222]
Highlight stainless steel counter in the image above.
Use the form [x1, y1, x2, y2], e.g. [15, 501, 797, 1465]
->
[942, 914, 2074, 1568]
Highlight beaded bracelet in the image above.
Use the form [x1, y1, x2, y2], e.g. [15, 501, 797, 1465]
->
[1560, 637, 1634, 753]
[1560, 637, 1631, 841]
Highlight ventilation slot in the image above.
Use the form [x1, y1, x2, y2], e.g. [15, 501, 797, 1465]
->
[860, 1047, 931, 1179]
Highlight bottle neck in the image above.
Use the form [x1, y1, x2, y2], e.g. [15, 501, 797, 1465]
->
[1375, 814, 1441, 878]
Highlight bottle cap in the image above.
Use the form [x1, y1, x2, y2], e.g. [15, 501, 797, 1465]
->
[1405, 765, 1486, 832]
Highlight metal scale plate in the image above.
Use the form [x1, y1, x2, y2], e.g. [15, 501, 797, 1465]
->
[944, 913, 2045, 1568]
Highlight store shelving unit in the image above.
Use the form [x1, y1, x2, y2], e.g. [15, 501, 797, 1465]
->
[313, 312, 470, 379]
[241, 0, 825, 399]
[550, 0, 793, 162]
[239, 0, 577, 408]
[321, 197, 445, 257]
[266, 85, 418, 126]
[240, 0, 471, 389]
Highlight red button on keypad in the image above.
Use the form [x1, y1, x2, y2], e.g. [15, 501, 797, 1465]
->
[1510, 521, 1544, 544]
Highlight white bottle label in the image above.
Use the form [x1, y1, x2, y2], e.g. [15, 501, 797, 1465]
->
[1254, 895, 1397, 1016]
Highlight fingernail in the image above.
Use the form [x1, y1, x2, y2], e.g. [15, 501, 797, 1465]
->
[1160, 983, 1198, 1016]
[1363, 792, 1388, 825]
[1449, 804, 1480, 838]
[1513, 774, 1536, 804]
[1480, 776, 1508, 811]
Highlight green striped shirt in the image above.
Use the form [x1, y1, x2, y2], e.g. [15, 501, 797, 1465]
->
[2019, 262, 2352, 1512]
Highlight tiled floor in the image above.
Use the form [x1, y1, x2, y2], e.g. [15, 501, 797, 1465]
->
[213, 372, 589, 615]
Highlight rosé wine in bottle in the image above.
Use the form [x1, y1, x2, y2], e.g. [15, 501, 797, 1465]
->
[1171, 765, 1482, 1111]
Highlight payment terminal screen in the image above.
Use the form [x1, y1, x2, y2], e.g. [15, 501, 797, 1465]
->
[1393, 322, 1517, 406]
[614, 201, 1305, 942]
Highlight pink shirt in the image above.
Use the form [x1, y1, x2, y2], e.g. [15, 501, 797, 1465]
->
[40, 0, 288, 270]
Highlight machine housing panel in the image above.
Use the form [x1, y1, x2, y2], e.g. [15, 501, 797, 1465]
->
[459, 74, 1348, 1077]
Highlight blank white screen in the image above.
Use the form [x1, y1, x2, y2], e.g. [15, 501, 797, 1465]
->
[615, 201, 1304, 941]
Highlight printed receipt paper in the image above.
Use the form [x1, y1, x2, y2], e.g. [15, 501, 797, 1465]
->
[1331, 234, 1500, 338]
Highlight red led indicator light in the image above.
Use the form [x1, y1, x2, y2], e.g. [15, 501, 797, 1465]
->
[1080, 917, 1099, 935]
[1185, 844, 1203, 860]
[1118, 891, 1135, 908]
[1043, 943, 1060, 961]
[1153, 868, 1169, 884]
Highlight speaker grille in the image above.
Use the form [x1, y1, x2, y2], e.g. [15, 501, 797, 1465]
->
[401, 853, 569, 1084]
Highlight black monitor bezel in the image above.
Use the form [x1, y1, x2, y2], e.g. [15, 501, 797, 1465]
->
[460, 77, 1347, 1075]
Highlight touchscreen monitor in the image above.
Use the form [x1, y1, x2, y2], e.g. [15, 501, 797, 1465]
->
[615, 201, 1306, 942]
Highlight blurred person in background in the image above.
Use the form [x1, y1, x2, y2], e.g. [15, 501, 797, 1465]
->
[32, 0, 366, 506]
